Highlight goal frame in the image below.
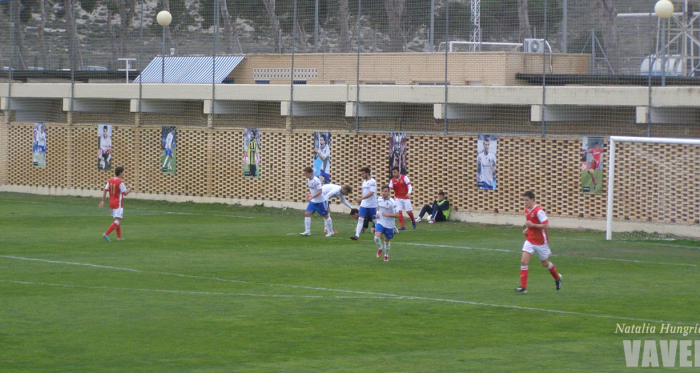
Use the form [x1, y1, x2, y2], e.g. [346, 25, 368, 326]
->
[606, 136, 700, 240]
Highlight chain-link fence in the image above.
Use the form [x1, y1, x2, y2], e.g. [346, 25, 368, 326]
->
[1, 0, 699, 136]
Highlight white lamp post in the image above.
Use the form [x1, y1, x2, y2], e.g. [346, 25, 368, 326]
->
[655, 0, 673, 86]
[157, 10, 172, 84]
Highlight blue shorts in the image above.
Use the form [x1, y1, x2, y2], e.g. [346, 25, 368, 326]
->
[319, 171, 330, 184]
[359, 207, 377, 220]
[165, 148, 173, 156]
[375, 224, 394, 239]
[306, 201, 329, 216]
[37, 145, 46, 153]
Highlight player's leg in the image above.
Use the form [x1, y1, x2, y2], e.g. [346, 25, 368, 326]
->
[515, 243, 534, 293]
[162, 151, 170, 169]
[301, 206, 314, 235]
[374, 226, 384, 258]
[397, 211, 405, 229]
[321, 202, 333, 237]
[434, 209, 447, 222]
[429, 201, 440, 223]
[537, 245, 561, 290]
[404, 199, 416, 229]
[383, 228, 394, 261]
[115, 217, 123, 240]
[416, 203, 432, 223]
[104, 208, 122, 241]
[352, 207, 366, 240]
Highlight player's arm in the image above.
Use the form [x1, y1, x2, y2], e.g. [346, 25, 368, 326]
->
[355, 183, 375, 203]
[339, 195, 353, 209]
[121, 183, 132, 196]
[404, 175, 412, 197]
[382, 205, 400, 217]
[99, 182, 109, 208]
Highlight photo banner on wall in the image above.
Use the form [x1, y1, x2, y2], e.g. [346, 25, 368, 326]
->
[313, 132, 331, 184]
[476, 134, 497, 190]
[32, 123, 47, 168]
[243, 128, 261, 178]
[161, 126, 177, 174]
[581, 136, 605, 194]
[98, 124, 113, 171]
[389, 132, 408, 178]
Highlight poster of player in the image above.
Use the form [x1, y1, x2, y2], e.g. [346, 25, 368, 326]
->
[243, 128, 261, 178]
[97, 124, 113, 171]
[476, 134, 497, 190]
[313, 132, 331, 184]
[161, 126, 177, 174]
[581, 136, 605, 194]
[32, 123, 47, 168]
[389, 132, 408, 178]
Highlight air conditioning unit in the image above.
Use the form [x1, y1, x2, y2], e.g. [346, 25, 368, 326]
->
[524, 39, 546, 53]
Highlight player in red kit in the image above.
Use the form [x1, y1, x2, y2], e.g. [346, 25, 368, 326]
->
[98, 166, 132, 242]
[514, 191, 562, 293]
[583, 142, 604, 190]
[388, 167, 416, 230]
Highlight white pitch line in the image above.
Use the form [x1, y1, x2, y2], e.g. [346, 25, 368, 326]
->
[0, 280, 396, 300]
[0, 255, 694, 325]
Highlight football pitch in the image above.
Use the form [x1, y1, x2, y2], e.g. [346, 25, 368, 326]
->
[1, 193, 698, 372]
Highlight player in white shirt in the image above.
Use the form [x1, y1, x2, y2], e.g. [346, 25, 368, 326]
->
[351, 167, 378, 241]
[162, 127, 176, 171]
[374, 185, 400, 261]
[35, 124, 47, 166]
[321, 183, 353, 234]
[314, 135, 331, 184]
[477, 138, 497, 189]
[98, 126, 112, 169]
[300, 167, 334, 237]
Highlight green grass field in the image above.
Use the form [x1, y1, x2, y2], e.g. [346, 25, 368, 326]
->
[580, 169, 603, 194]
[1, 192, 698, 372]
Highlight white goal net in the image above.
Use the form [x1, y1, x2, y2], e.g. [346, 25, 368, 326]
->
[606, 137, 700, 241]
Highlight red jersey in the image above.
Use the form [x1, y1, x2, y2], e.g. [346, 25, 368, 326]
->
[525, 205, 549, 245]
[586, 147, 604, 163]
[389, 174, 412, 199]
[105, 177, 127, 209]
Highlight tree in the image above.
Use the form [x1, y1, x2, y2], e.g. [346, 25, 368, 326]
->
[38, 0, 47, 69]
[518, 0, 533, 41]
[262, 0, 281, 52]
[338, 0, 350, 52]
[384, 0, 405, 52]
[63, 0, 85, 69]
[594, 0, 619, 73]
[219, 0, 237, 54]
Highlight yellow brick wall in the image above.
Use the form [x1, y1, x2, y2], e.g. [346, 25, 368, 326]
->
[230, 53, 590, 86]
[6, 122, 699, 225]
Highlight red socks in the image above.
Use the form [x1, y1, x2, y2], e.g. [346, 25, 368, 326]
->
[397, 213, 405, 228]
[407, 211, 415, 223]
[548, 263, 560, 280]
[520, 266, 528, 289]
[116, 225, 122, 239]
[105, 222, 118, 236]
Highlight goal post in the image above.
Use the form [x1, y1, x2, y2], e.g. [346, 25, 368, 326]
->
[606, 136, 700, 241]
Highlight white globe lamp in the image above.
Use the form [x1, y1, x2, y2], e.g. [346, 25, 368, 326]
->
[654, 0, 674, 19]
[157, 10, 172, 27]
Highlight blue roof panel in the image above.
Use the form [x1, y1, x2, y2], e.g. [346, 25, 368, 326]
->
[135, 56, 245, 83]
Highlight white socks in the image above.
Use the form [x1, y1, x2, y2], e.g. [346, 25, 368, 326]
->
[325, 217, 333, 232]
[304, 217, 311, 233]
[374, 236, 382, 250]
[355, 217, 364, 237]
[384, 241, 390, 256]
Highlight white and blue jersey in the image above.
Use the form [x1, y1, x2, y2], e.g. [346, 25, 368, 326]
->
[358, 177, 378, 220]
[322, 184, 353, 209]
[375, 196, 398, 239]
[165, 132, 174, 156]
[306, 176, 329, 216]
